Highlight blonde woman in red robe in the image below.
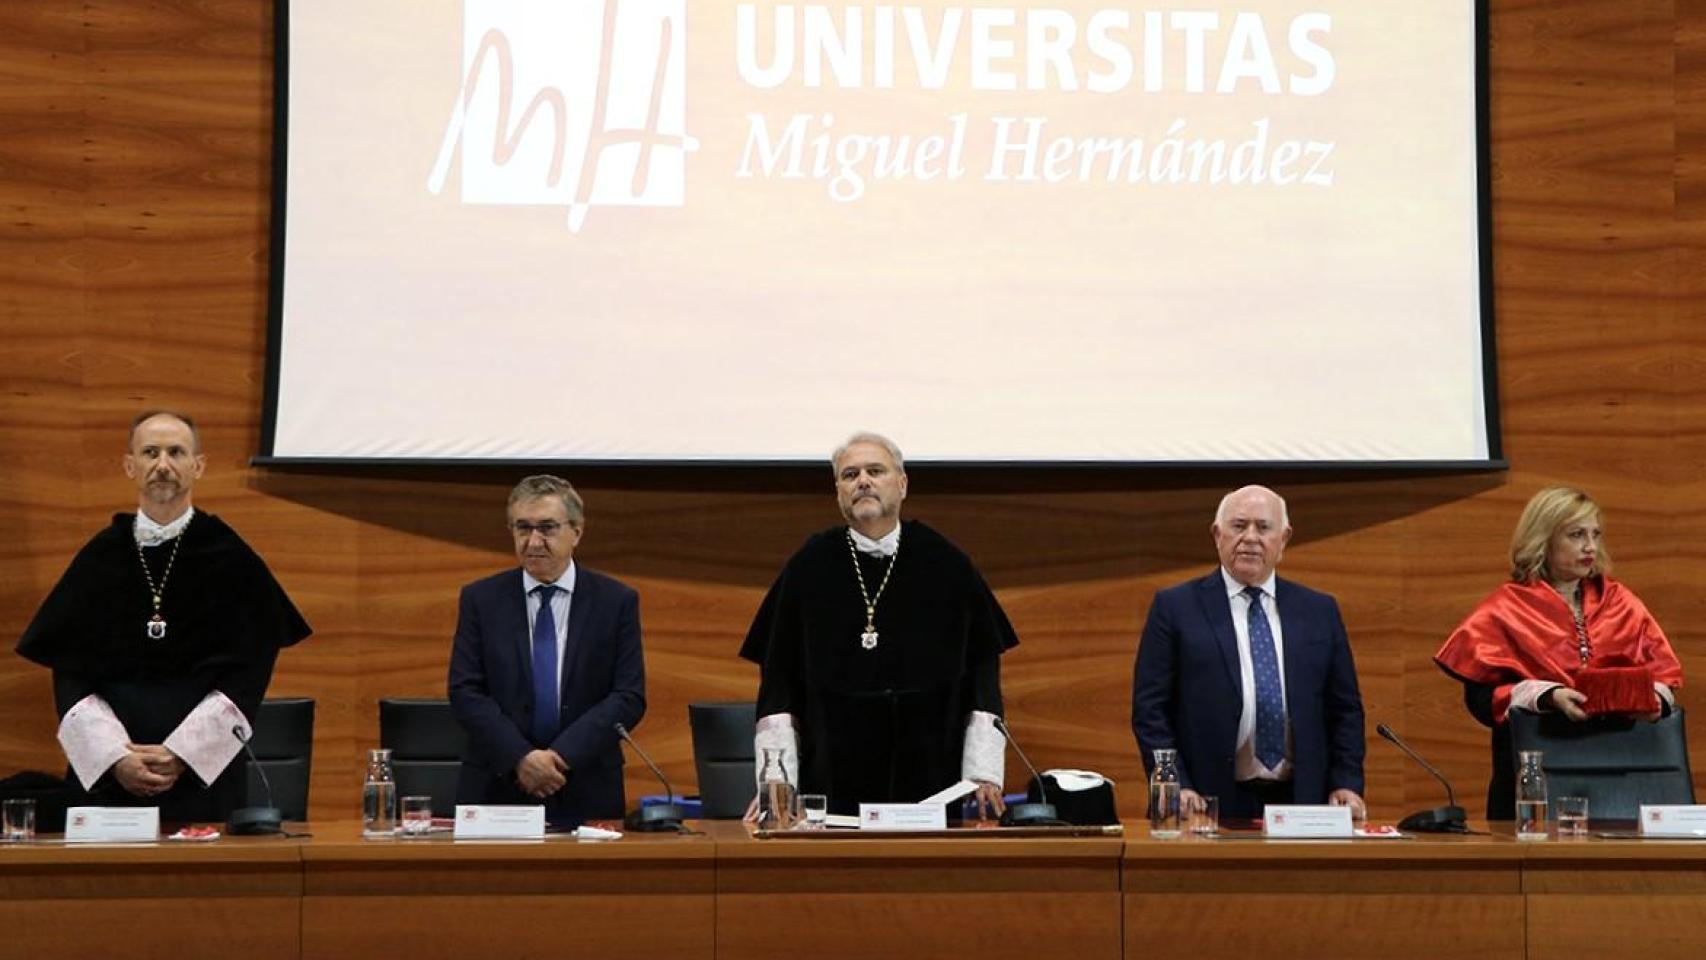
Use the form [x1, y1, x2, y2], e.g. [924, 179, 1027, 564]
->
[1435, 486, 1683, 819]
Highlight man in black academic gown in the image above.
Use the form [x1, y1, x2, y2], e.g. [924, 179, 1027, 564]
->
[740, 432, 1016, 817]
[16, 410, 311, 824]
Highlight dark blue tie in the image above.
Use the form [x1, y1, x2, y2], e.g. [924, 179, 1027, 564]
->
[1244, 586, 1285, 770]
[531, 584, 560, 745]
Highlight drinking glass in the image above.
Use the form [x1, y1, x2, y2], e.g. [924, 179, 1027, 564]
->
[400, 795, 434, 837]
[1556, 796, 1589, 839]
[3, 798, 36, 842]
[1188, 795, 1220, 835]
[799, 794, 829, 830]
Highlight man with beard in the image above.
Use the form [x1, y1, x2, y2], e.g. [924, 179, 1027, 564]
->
[740, 432, 1016, 818]
[16, 410, 311, 823]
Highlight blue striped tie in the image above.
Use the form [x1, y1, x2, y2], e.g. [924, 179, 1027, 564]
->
[1244, 586, 1285, 770]
[531, 584, 560, 745]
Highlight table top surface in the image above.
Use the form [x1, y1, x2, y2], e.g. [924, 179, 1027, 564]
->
[2, 819, 1704, 865]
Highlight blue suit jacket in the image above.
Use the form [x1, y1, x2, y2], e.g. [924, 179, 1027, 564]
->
[448, 564, 645, 823]
[1131, 570, 1365, 806]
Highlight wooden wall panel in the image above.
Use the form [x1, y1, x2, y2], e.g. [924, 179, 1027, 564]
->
[2, 0, 1703, 824]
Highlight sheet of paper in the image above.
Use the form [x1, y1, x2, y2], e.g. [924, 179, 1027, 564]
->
[919, 780, 977, 805]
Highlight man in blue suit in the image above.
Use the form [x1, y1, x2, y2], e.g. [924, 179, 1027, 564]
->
[1132, 485, 1365, 820]
[449, 475, 645, 825]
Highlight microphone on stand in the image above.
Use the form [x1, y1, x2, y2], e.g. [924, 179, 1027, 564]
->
[614, 723, 685, 832]
[1376, 723, 1468, 833]
[228, 724, 283, 836]
[992, 717, 1060, 826]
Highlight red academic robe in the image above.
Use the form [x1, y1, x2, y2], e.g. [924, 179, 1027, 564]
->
[1434, 576, 1682, 722]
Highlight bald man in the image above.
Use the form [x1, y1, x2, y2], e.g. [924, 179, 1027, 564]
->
[17, 410, 310, 824]
[1131, 485, 1366, 820]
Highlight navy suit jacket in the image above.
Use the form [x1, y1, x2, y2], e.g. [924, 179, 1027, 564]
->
[448, 564, 645, 823]
[1131, 569, 1365, 806]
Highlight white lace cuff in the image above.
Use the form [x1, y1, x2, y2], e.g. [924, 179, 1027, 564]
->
[58, 695, 131, 790]
[162, 692, 251, 786]
[1657, 683, 1676, 708]
[960, 710, 1005, 786]
[754, 713, 798, 787]
[1509, 679, 1561, 715]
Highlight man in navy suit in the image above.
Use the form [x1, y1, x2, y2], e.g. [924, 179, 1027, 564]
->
[1132, 485, 1365, 820]
[448, 475, 645, 825]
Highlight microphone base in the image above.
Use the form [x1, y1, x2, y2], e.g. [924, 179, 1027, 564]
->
[625, 803, 686, 832]
[1397, 805, 1468, 833]
[227, 806, 283, 836]
[1000, 802, 1059, 827]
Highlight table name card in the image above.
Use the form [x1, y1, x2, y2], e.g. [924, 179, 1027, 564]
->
[1263, 804, 1353, 838]
[1639, 804, 1706, 837]
[64, 806, 159, 842]
[452, 804, 546, 839]
[858, 803, 947, 831]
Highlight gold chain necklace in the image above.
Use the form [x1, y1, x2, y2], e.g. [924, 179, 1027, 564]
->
[135, 513, 191, 640]
[847, 531, 899, 650]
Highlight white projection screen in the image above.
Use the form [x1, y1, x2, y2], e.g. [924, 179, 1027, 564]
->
[263, 0, 1497, 465]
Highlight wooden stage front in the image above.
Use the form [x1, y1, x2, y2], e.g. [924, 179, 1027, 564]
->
[0, 821, 1701, 960]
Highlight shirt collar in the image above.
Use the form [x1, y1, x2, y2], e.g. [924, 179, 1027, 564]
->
[134, 506, 195, 547]
[849, 522, 902, 557]
[1221, 566, 1277, 601]
[523, 561, 577, 596]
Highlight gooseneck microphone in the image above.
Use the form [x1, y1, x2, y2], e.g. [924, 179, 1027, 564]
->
[992, 717, 1060, 827]
[614, 723, 686, 832]
[227, 724, 284, 835]
[1376, 723, 1468, 833]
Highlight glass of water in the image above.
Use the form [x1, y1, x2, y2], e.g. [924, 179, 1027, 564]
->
[2, 798, 35, 842]
[399, 795, 434, 838]
[1556, 796, 1589, 839]
[799, 793, 829, 830]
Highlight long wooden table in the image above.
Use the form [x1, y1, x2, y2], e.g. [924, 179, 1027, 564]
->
[1124, 829, 1526, 960]
[708, 820, 1125, 960]
[3, 822, 1706, 960]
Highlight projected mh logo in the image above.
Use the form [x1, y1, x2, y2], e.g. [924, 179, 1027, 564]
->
[427, 0, 697, 233]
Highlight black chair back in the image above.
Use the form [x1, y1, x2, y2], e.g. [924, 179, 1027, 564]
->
[1508, 706, 1694, 820]
[688, 701, 757, 819]
[245, 697, 315, 820]
[380, 698, 468, 817]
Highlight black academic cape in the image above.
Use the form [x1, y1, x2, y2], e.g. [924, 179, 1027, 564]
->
[739, 520, 1017, 814]
[16, 512, 311, 823]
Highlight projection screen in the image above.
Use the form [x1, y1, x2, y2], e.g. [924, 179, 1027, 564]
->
[263, 0, 1496, 464]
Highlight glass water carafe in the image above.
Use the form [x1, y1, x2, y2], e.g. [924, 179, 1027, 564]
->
[1149, 748, 1182, 838]
[755, 747, 799, 831]
[363, 747, 397, 837]
[1516, 749, 1549, 840]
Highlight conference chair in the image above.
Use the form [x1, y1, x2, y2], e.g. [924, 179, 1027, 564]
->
[1508, 706, 1694, 821]
[688, 701, 758, 819]
[244, 697, 315, 821]
[379, 698, 468, 817]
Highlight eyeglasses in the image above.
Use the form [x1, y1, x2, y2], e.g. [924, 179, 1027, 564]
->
[510, 521, 570, 539]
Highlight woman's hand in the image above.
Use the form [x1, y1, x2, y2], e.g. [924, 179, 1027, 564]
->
[1549, 687, 1589, 721]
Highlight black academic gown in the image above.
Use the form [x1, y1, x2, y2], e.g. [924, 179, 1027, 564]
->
[16, 512, 311, 823]
[740, 521, 1017, 814]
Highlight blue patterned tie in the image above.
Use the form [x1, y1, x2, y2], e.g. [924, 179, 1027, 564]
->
[1244, 586, 1286, 770]
[530, 584, 560, 745]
